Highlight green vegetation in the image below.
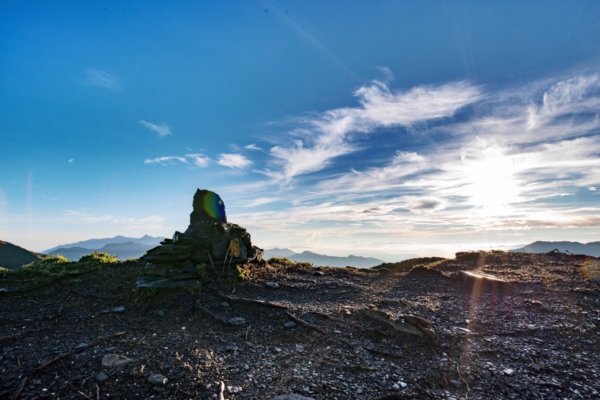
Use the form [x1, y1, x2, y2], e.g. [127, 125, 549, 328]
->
[38, 255, 71, 265]
[370, 257, 446, 273]
[78, 252, 119, 264]
[5, 252, 120, 280]
[267, 257, 295, 266]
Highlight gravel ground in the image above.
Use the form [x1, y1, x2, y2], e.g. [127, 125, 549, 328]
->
[1, 251, 599, 399]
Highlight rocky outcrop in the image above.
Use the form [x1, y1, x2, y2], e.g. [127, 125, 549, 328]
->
[137, 189, 262, 287]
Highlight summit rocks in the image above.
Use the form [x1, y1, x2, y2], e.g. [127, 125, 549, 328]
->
[137, 189, 262, 287]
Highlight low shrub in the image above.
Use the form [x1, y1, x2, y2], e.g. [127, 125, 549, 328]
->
[78, 252, 119, 264]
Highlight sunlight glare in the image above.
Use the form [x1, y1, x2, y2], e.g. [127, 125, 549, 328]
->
[463, 147, 519, 215]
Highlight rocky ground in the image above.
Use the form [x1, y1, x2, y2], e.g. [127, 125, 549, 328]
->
[1, 251, 599, 399]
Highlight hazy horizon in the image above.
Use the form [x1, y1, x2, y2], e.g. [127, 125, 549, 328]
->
[1, 2, 599, 259]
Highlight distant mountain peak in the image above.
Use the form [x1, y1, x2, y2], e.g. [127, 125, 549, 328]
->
[263, 248, 384, 268]
[513, 240, 600, 257]
[43, 235, 165, 260]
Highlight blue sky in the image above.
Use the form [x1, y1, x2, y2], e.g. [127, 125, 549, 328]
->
[1, 1, 600, 259]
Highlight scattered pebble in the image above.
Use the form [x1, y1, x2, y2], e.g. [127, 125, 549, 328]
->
[96, 372, 109, 383]
[503, 368, 515, 376]
[101, 354, 134, 368]
[284, 321, 297, 329]
[295, 344, 304, 352]
[227, 385, 242, 394]
[266, 281, 279, 289]
[227, 317, 246, 326]
[272, 395, 316, 400]
[148, 373, 168, 386]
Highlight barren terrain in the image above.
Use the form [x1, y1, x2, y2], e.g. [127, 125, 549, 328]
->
[1, 251, 599, 399]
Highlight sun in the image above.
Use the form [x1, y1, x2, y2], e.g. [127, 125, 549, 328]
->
[463, 148, 519, 215]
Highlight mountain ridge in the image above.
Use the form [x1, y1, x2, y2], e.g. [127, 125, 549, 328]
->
[513, 240, 600, 257]
[44, 235, 163, 254]
[264, 248, 384, 268]
[0, 240, 45, 269]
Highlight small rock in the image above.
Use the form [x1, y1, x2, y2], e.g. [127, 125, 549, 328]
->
[225, 345, 239, 352]
[101, 354, 134, 368]
[95, 372, 109, 383]
[312, 270, 325, 276]
[228, 317, 247, 326]
[227, 385, 242, 394]
[266, 281, 279, 289]
[392, 383, 400, 390]
[271, 395, 316, 400]
[450, 379, 462, 388]
[148, 373, 168, 386]
[295, 344, 304, 352]
[111, 306, 126, 313]
[284, 321, 297, 329]
[503, 368, 514, 376]
[454, 327, 473, 335]
[220, 302, 231, 309]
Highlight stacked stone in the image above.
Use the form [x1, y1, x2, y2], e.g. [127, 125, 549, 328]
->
[138, 189, 261, 287]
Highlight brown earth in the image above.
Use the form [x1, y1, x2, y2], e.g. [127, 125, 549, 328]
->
[1, 251, 599, 399]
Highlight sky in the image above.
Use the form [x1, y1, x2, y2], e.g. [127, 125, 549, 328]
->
[1, 1, 600, 260]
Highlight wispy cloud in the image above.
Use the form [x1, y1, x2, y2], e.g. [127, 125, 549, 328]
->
[245, 144, 264, 151]
[217, 153, 252, 169]
[84, 69, 121, 91]
[266, 80, 482, 181]
[144, 153, 209, 167]
[139, 120, 172, 137]
[243, 197, 281, 207]
[224, 69, 600, 258]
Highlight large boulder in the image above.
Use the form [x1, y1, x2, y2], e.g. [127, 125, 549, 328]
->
[137, 189, 262, 287]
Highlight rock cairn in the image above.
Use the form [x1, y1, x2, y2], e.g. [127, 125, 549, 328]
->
[137, 189, 261, 287]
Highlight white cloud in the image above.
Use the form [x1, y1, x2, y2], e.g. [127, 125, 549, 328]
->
[144, 153, 210, 167]
[235, 71, 600, 250]
[144, 155, 188, 166]
[217, 153, 252, 169]
[139, 120, 172, 137]
[186, 153, 210, 168]
[267, 80, 482, 181]
[84, 69, 121, 91]
[68, 158, 75, 164]
[243, 197, 281, 207]
[245, 144, 264, 151]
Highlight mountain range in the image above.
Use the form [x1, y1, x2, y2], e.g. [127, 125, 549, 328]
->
[513, 241, 600, 257]
[44, 235, 164, 261]
[4, 237, 598, 270]
[264, 248, 384, 268]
